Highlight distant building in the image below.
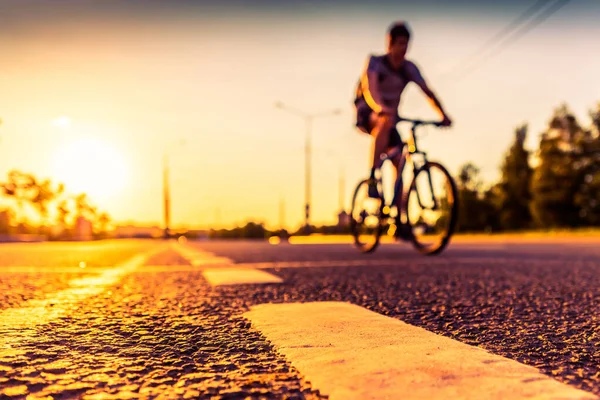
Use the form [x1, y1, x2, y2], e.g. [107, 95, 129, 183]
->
[50, 223, 66, 239]
[114, 225, 163, 238]
[337, 210, 350, 227]
[183, 229, 210, 239]
[75, 216, 93, 241]
[0, 210, 10, 233]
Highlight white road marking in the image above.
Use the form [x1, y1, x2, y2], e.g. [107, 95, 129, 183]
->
[0, 251, 158, 329]
[0, 266, 108, 274]
[171, 243, 234, 266]
[244, 302, 597, 400]
[282, 234, 600, 245]
[244, 258, 422, 269]
[284, 235, 400, 245]
[172, 243, 282, 285]
[0, 248, 163, 356]
[202, 268, 283, 286]
[2, 254, 591, 275]
[233, 256, 580, 270]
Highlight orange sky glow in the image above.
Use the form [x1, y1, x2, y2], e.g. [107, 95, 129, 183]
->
[0, 0, 599, 231]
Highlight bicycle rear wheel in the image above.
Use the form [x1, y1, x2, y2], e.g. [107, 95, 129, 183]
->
[350, 179, 384, 253]
[404, 162, 458, 255]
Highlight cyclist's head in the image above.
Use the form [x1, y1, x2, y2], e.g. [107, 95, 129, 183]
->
[386, 21, 411, 59]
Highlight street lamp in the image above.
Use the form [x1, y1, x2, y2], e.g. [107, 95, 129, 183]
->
[163, 138, 186, 239]
[275, 102, 341, 233]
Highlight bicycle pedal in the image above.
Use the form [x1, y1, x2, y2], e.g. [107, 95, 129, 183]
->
[394, 224, 414, 241]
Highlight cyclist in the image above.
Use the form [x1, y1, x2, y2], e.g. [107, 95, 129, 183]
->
[354, 21, 452, 200]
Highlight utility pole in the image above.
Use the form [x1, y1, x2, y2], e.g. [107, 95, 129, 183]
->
[215, 207, 221, 227]
[163, 153, 170, 239]
[339, 165, 345, 212]
[275, 102, 341, 233]
[279, 195, 285, 231]
[162, 139, 185, 239]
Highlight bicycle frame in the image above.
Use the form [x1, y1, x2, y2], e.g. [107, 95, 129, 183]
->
[379, 116, 442, 215]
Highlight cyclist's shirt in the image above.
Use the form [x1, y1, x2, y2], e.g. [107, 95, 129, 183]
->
[355, 55, 426, 111]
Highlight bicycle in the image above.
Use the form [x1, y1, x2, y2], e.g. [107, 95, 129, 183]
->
[349, 115, 459, 255]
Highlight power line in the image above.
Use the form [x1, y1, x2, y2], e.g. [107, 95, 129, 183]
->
[475, 0, 572, 65]
[440, 0, 572, 83]
[441, 0, 552, 79]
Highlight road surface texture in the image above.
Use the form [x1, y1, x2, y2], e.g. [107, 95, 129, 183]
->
[1, 236, 599, 399]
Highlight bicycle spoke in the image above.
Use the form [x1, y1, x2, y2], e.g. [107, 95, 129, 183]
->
[350, 180, 384, 253]
[405, 162, 458, 255]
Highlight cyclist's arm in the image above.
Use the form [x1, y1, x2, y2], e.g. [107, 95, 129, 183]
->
[406, 62, 450, 121]
[423, 88, 449, 121]
[360, 56, 388, 114]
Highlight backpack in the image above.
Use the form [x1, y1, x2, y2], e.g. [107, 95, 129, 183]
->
[354, 58, 411, 105]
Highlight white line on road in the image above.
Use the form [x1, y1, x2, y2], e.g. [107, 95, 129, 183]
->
[172, 243, 283, 285]
[2, 255, 592, 275]
[244, 302, 597, 400]
[0, 248, 164, 357]
[202, 268, 283, 286]
[232, 258, 518, 270]
[0, 250, 159, 330]
[0, 266, 110, 274]
[171, 243, 234, 266]
[234, 255, 598, 270]
[0, 246, 164, 358]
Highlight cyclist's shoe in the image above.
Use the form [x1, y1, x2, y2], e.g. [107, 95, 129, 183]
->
[367, 180, 379, 199]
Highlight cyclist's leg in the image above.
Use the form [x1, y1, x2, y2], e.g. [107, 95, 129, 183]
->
[369, 113, 394, 175]
[355, 100, 394, 173]
[355, 100, 393, 198]
[389, 129, 407, 199]
[388, 129, 408, 226]
[365, 114, 396, 198]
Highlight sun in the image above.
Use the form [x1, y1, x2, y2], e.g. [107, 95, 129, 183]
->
[52, 138, 130, 202]
[51, 116, 72, 128]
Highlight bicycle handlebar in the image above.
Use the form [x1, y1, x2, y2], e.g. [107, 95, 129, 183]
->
[395, 115, 445, 127]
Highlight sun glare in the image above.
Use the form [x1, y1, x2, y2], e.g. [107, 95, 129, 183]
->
[52, 138, 130, 202]
[51, 116, 72, 128]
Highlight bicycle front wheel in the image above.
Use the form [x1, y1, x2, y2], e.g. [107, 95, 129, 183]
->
[350, 179, 384, 253]
[404, 162, 458, 255]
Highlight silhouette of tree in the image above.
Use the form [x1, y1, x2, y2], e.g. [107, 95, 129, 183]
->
[530, 105, 587, 228]
[455, 163, 498, 232]
[56, 199, 71, 225]
[591, 103, 600, 137]
[0, 170, 112, 239]
[496, 124, 533, 230]
[97, 212, 111, 234]
[572, 104, 600, 226]
[457, 162, 481, 192]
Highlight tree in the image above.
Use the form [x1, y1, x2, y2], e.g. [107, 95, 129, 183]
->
[530, 106, 583, 228]
[97, 213, 112, 234]
[0, 171, 61, 227]
[455, 163, 498, 232]
[530, 105, 594, 228]
[0, 170, 113, 239]
[496, 124, 533, 230]
[572, 104, 600, 226]
[590, 103, 600, 137]
[457, 162, 481, 192]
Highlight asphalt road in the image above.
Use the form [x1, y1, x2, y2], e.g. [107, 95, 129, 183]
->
[1, 237, 599, 399]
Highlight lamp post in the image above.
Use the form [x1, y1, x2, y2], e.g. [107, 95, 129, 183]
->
[275, 102, 341, 233]
[163, 138, 186, 239]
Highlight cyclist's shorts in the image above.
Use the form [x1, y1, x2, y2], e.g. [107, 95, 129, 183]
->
[355, 99, 403, 149]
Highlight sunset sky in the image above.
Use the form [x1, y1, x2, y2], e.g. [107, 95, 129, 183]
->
[0, 0, 599, 230]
